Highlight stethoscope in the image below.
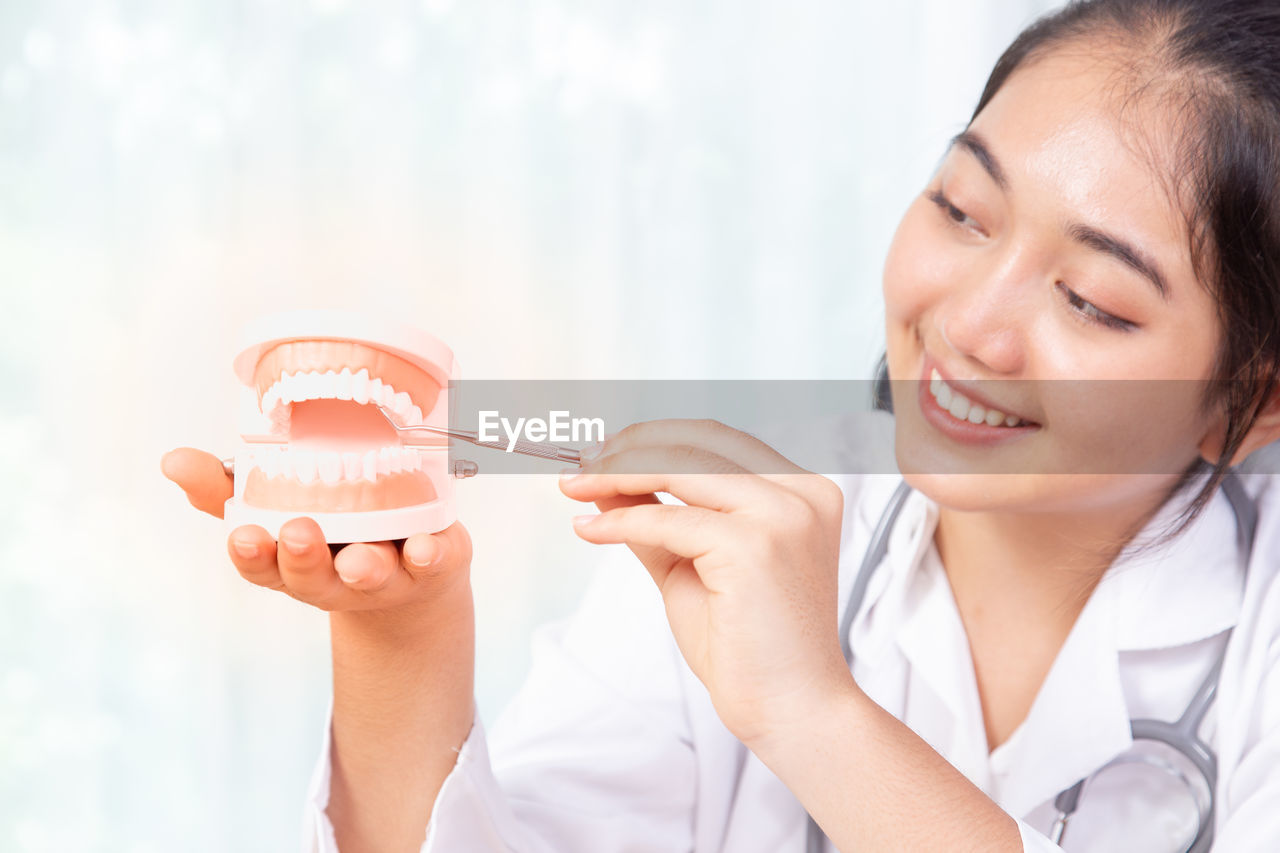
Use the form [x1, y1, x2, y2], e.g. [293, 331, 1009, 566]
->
[804, 472, 1257, 853]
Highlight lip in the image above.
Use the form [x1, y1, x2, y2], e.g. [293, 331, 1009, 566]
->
[917, 355, 1040, 446]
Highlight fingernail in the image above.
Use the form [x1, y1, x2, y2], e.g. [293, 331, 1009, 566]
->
[572, 514, 599, 528]
[579, 443, 604, 462]
[282, 538, 309, 556]
[337, 570, 362, 584]
[405, 538, 439, 567]
[234, 541, 259, 559]
[559, 466, 581, 481]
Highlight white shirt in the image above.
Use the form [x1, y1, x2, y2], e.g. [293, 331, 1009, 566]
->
[301, 413, 1280, 852]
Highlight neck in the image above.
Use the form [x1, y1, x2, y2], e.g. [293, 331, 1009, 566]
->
[933, 488, 1170, 635]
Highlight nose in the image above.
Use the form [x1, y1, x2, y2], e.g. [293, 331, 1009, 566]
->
[934, 256, 1032, 376]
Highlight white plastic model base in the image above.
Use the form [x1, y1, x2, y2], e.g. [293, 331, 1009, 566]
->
[223, 310, 461, 544]
[224, 492, 457, 544]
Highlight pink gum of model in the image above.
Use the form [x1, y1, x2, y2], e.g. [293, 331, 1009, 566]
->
[222, 311, 461, 544]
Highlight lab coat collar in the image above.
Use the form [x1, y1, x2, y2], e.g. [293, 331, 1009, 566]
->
[845, 473, 1248, 817]
[1105, 476, 1247, 651]
[850, 473, 1248, 655]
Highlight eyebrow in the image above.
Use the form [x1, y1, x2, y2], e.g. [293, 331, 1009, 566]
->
[948, 129, 1171, 301]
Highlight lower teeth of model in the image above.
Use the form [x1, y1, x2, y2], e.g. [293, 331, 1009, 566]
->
[929, 370, 1023, 427]
[250, 446, 425, 484]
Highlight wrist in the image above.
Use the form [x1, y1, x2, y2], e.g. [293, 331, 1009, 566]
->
[738, 669, 864, 758]
[330, 581, 474, 645]
[329, 584, 476, 735]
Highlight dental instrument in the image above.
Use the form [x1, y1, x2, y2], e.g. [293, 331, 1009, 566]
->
[372, 406, 583, 465]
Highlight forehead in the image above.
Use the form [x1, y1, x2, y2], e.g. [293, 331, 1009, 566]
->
[963, 47, 1197, 291]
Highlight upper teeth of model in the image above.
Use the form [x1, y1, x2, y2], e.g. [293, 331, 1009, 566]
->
[929, 369, 1025, 427]
[260, 368, 428, 434]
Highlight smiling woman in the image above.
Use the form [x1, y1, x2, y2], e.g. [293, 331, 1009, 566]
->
[886, 31, 1279, 531]
[156, 1, 1280, 852]
[886, 47, 1224, 501]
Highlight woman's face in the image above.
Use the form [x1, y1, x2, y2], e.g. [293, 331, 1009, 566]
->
[883, 46, 1224, 515]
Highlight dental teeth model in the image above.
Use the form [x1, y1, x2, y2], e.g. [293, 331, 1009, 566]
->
[222, 311, 461, 544]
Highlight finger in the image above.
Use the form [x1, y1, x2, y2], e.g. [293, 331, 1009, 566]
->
[399, 521, 472, 585]
[161, 447, 235, 518]
[562, 445, 782, 512]
[332, 521, 472, 601]
[572, 502, 723, 564]
[589, 419, 810, 478]
[588, 491, 678, 576]
[276, 517, 347, 608]
[226, 524, 284, 590]
[586, 420, 840, 509]
[332, 540, 404, 592]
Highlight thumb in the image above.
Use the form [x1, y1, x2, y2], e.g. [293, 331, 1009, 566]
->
[400, 520, 473, 583]
[161, 447, 234, 519]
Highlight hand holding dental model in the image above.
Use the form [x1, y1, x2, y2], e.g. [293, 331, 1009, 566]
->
[162, 311, 484, 624]
[162, 312, 485, 851]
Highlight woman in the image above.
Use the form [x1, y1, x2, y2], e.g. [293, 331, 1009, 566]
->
[163, 0, 1280, 849]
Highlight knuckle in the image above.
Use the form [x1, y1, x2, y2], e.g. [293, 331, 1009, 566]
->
[237, 567, 282, 590]
[299, 582, 345, 612]
[405, 556, 455, 585]
[663, 504, 697, 530]
[813, 477, 845, 515]
[614, 422, 643, 446]
[777, 492, 819, 528]
[284, 588, 330, 610]
[669, 444, 711, 473]
[279, 552, 325, 577]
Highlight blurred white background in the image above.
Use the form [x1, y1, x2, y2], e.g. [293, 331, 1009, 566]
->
[0, 0, 1061, 850]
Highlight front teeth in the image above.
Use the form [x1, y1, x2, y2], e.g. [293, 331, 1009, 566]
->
[259, 369, 428, 434]
[929, 369, 1024, 428]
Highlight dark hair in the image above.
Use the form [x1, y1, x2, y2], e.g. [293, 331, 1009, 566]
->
[893, 0, 1280, 536]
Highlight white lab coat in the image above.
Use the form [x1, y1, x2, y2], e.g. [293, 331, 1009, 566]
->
[300, 412, 1280, 852]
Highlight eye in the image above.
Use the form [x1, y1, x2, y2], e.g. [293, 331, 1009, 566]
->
[1055, 281, 1137, 332]
[926, 189, 983, 234]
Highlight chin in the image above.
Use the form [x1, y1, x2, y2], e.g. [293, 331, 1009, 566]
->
[898, 470, 1024, 513]
[899, 462, 1186, 518]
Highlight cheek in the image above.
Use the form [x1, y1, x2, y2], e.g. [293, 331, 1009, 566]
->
[882, 201, 956, 324]
[1039, 379, 1211, 475]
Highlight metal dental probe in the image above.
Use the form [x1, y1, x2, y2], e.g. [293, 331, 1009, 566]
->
[220, 409, 584, 477]
[374, 407, 583, 465]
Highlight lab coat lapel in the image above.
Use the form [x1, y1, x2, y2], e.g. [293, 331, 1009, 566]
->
[894, 549, 996, 787]
[987, 585, 1133, 819]
[1110, 481, 1245, 652]
[851, 486, 997, 785]
[842, 479, 931, 677]
[988, 478, 1246, 818]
